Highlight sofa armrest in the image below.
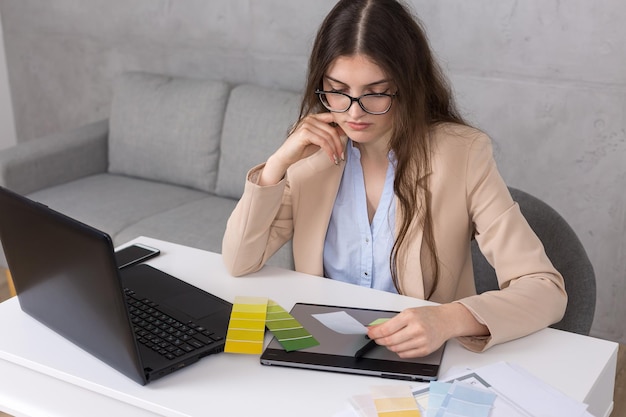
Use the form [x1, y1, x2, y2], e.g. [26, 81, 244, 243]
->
[0, 119, 109, 194]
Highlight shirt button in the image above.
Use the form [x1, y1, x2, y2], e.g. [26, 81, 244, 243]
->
[364, 272, 368, 276]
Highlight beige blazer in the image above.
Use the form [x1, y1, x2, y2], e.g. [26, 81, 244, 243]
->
[222, 123, 567, 352]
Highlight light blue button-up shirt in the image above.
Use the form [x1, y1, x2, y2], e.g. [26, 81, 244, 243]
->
[323, 140, 397, 293]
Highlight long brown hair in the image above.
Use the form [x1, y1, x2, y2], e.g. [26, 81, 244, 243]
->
[300, 0, 467, 298]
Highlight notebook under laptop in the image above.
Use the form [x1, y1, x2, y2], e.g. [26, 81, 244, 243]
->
[0, 186, 232, 385]
[260, 303, 445, 381]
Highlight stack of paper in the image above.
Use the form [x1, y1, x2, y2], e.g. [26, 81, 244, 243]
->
[340, 361, 594, 417]
[426, 381, 496, 416]
[439, 362, 593, 417]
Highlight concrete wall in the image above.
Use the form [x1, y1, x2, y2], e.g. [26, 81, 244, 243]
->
[0, 0, 624, 344]
[0, 7, 16, 150]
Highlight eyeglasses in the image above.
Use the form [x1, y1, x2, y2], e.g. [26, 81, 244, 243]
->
[315, 90, 396, 115]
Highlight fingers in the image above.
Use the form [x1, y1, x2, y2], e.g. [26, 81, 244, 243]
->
[366, 307, 446, 358]
[367, 314, 409, 352]
[289, 113, 346, 165]
[367, 309, 411, 340]
[263, 113, 345, 186]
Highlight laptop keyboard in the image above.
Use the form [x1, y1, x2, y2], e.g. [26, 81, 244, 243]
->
[124, 288, 224, 360]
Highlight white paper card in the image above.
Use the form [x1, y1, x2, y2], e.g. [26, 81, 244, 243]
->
[312, 311, 368, 334]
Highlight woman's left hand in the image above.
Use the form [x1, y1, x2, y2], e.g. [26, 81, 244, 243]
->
[366, 303, 489, 358]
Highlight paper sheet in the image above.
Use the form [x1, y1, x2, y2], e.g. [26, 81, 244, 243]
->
[371, 385, 422, 417]
[312, 311, 389, 335]
[413, 362, 593, 417]
[312, 311, 369, 334]
[426, 381, 495, 417]
[475, 362, 591, 417]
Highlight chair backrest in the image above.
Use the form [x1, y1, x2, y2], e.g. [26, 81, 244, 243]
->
[471, 187, 596, 335]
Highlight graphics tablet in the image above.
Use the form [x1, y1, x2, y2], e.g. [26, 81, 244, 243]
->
[260, 303, 445, 381]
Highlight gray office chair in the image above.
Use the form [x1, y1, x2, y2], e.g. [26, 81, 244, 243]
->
[471, 187, 596, 335]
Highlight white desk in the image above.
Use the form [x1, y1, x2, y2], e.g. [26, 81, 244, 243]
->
[0, 237, 618, 417]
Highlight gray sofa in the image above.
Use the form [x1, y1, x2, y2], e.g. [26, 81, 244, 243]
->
[0, 71, 298, 270]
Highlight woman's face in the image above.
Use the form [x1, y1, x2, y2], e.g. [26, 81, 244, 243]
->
[322, 54, 395, 148]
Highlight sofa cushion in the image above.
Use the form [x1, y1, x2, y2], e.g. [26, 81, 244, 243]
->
[108, 72, 230, 193]
[114, 195, 295, 270]
[216, 84, 301, 199]
[26, 173, 207, 237]
[114, 195, 238, 254]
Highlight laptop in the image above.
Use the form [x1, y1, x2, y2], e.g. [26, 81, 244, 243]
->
[0, 186, 232, 385]
[260, 303, 445, 381]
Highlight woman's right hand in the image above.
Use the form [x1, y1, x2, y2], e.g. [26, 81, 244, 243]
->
[258, 112, 346, 186]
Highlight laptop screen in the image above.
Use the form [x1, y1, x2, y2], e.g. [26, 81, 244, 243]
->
[0, 186, 146, 383]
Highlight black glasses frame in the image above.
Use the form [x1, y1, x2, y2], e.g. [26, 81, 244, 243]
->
[314, 90, 396, 115]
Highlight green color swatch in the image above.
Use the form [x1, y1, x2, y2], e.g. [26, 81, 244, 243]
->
[265, 300, 320, 351]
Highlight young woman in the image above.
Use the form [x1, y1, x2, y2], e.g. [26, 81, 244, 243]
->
[222, 0, 566, 357]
